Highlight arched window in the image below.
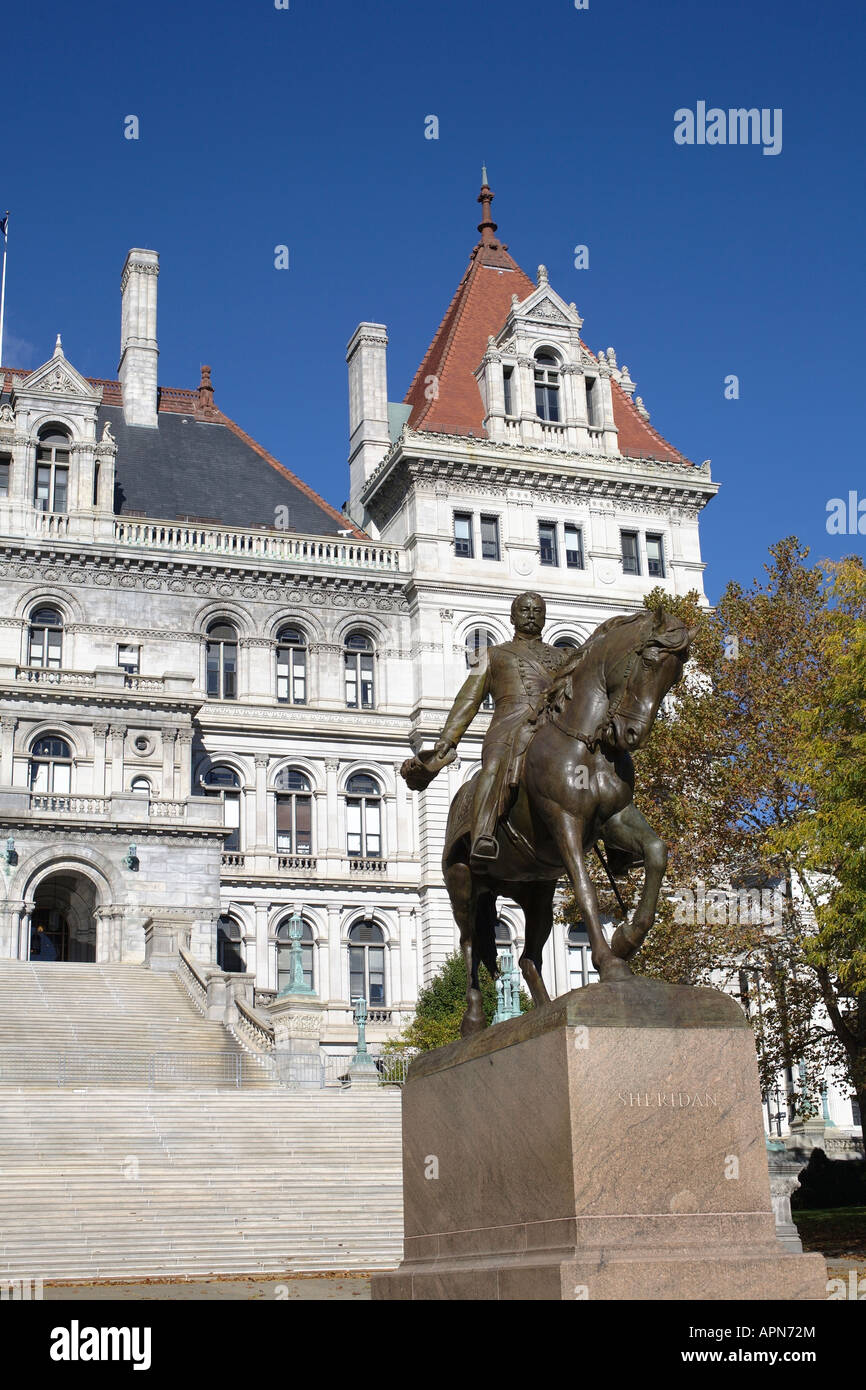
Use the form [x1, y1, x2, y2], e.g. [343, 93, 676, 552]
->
[28, 606, 63, 669]
[206, 621, 238, 700]
[34, 425, 71, 513]
[344, 631, 374, 709]
[203, 765, 241, 852]
[567, 925, 599, 990]
[348, 921, 386, 1005]
[130, 777, 151, 796]
[276, 917, 315, 993]
[554, 636, 579, 650]
[217, 915, 245, 973]
[495, 918, 514, 962]
[274, 767, 312, 855]
[29, 735, 72, 793]
[276, 626, 307, 705]
[534, 351, 560, 423]
[466, 627, 496, 711]
[345, 773, 382, 859]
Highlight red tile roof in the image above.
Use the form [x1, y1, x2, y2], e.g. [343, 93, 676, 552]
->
[403, 190, 690, 465]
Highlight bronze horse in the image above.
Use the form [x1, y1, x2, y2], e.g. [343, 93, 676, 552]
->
[442, 608, 694, 1036]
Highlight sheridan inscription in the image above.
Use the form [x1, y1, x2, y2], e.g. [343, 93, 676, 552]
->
[617, 1092, 719, 1108]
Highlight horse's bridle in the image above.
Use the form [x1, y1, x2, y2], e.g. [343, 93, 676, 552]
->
[550, 641, 643, 749]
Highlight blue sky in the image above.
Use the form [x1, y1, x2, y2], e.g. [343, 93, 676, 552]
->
[2, 0, 863, 601]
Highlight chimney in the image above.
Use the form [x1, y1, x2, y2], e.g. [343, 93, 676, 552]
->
[118, 248, 159, 427]
[346, 322, 390, 524]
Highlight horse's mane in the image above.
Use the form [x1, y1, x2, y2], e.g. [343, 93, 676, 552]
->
[585, 609, 691, 656]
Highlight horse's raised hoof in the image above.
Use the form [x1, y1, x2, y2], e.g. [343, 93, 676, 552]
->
[598, 956, 634, 983]
[610, 923, 647, 961]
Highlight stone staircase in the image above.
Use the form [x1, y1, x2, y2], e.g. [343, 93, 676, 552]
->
[0, 961, 275, 1086]
[0, 963, 404, 1279]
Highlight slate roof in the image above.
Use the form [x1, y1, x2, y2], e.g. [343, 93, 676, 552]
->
[0, 372, 362, 537]
[404, 183, 690, 465]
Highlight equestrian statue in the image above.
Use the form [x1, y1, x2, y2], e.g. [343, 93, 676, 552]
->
[401, 592, 695, 1037]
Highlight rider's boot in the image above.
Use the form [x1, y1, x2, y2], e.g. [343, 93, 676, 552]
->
[469, 769, 501, 869]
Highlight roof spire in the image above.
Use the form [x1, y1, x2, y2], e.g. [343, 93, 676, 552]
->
[477, 168, 498, 247]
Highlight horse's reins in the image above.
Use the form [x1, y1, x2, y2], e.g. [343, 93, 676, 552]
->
[549, 642, 642, 747]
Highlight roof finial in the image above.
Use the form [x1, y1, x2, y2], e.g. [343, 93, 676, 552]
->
[54, 333, 64, 358]
[477, 167, 498, 247]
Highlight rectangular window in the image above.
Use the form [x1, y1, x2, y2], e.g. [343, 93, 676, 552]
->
[295, 796, 312, 855]
[0, 456, 10, 497]
[503, 367, 514, 417]
[117, 644, 140, 674]
[223, 794, 240, 852]
[538, 522, 558, 567]
[480, 515, 500, 561]
[346, 800, 362, 857]
[585, 378, 599, 427]
[621, 531, 640, 575]
[368, 946, 385, 1004]
[646, 533, 665, 578]
[349, 946, 366, 1001]
[53, 467, 68, 512]
[276, 796, 294, 852]
[35, 464, 51, 511]
[564, 524, 584, 570]
[454, 513, 473, 559]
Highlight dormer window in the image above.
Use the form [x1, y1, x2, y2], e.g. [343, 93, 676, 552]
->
[534, 352, 560, 422]
[34, 425, 70, 513]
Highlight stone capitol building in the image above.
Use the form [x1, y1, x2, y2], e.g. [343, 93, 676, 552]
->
[0, 178, 718, 1058]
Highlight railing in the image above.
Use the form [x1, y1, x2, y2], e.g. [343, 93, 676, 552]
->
[176, 948, 209, 1016]
[17, 666, 95, 687]
[587, 427, 605, 451]
[149, 800, 187, 819]
[30, 793, 109, 816]
[123, 674, 165, 691]
[348, 857, 389, 874]
[0, 1048, 251, 1088]
[276, 854, 317, 873]
[31, 511, 71, 538]
[539, 422, 567, 443]
[233, 997, 275, 1055]
[222, 852, 246, 869]
[114, 519, 402, 571]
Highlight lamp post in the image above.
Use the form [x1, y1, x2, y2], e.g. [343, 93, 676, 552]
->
[278, 910, 315, 997]
[348, 995, 380, 1087]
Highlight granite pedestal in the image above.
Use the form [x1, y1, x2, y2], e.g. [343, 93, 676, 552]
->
[373, 979, 827, 1300]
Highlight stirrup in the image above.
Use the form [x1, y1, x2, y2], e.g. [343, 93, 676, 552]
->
[470, 835, 499, 864]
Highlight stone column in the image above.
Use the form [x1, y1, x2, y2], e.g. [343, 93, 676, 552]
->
[175, 728, 192, 799]
[0, 900, 23, 958]
[254, 755, 269, 849]
[267, 995, 327, 1088]
[324, 759, 340, 858]
[326, 903, 342, 1004]
[18, 900, 35, 960]
[254, 901, 269, 989]
[0, 716, 17, 785]
[438, 609, 454, 698]
[92, 722, 109, 797]
[108, 724, 127, 795]
[399, 907, 416, 1005]
[161, 727, 178, 800]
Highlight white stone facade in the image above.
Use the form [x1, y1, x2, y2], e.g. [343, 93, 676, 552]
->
[0, 237, 720, 1054]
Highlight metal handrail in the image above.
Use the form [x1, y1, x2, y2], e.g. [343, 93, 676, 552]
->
[0, 1048, 255, 1089]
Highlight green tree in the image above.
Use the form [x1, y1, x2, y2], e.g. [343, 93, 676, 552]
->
[385, 953, 530, 1055]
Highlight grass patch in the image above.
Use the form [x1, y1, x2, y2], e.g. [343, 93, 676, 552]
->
[793, 1206, 866, 1256]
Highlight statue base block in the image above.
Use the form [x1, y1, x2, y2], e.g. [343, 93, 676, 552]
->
[372, 979, 826, 1301]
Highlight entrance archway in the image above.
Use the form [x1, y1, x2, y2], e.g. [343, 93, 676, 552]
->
[29, 873, 99, 962]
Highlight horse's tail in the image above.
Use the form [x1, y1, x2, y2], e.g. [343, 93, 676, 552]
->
[475, 890, 499, 982]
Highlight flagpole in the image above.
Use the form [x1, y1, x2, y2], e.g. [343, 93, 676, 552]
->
[0, 213, 8, 369]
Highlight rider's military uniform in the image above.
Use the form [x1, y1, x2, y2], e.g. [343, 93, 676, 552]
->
[440, 635, 571, 852]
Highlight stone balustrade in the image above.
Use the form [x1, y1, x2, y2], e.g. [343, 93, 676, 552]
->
[114, 518, 402, 571]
